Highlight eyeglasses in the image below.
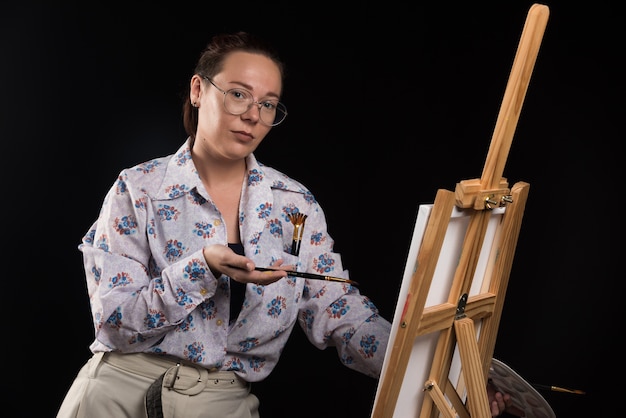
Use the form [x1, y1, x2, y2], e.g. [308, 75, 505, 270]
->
[203, 76, 288, 126]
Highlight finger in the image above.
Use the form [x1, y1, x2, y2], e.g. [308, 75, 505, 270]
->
[495, 392, 506, 412]
[490, 399, 500, 417]
[253, 269, 287, 285]
[498, 392, 524, 417]
[268, 263, 296, 272]
[267, 260, 296, 271]
[222, 256, 254, 272]
[204, 244, 253, 274]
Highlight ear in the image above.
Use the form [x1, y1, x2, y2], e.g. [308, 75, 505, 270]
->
[190, 74, 203, 105]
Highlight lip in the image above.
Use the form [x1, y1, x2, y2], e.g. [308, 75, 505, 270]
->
[232, 130, 254, 142]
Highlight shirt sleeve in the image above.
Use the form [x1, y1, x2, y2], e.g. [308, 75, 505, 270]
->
[294, 200, 392, 378]
[81, 170, 219, 351]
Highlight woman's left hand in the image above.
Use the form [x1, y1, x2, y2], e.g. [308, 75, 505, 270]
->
[487, 382, 525, 417]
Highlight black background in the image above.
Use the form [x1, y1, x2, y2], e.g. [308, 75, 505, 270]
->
[3, 1, 622, 417]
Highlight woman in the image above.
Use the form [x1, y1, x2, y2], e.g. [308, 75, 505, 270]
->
[57, 31, 515, 418]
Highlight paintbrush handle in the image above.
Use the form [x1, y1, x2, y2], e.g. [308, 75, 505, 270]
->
[255, 267, 359, 286]
[290, 239, 299, 255]
[532, 383, 586, 395]
[290, 225, 302, 255]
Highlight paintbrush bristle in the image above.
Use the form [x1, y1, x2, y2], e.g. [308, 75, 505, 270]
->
[288, 213, 308, 226]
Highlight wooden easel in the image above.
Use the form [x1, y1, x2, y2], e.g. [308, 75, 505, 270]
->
[371, 4, 549, 417]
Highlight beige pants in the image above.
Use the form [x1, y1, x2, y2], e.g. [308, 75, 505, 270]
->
[57, 352, 260, 418]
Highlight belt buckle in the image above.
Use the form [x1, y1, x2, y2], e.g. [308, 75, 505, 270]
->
[163, 363, 208, 396]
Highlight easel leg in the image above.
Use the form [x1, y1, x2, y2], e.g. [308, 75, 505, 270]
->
[455, 316, 491, 417]
[423, 380, 457, 418]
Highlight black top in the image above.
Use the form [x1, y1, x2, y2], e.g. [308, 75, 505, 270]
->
[227, 243, 246, 324]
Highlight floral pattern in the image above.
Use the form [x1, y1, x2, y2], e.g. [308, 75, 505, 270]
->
[80, 139, 390, 382]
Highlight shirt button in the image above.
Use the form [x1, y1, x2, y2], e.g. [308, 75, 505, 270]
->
[214, 219, 221, 226]
[216, 319, 223, 326]
[200, 288, 208, 296]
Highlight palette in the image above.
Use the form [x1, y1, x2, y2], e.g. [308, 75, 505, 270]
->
[488, 359, 555, 418]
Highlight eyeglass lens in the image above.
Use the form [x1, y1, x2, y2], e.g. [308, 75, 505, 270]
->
[224, 89, 287, 126]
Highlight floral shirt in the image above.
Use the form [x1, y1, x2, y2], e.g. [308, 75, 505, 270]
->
[81, 138, 391, 382]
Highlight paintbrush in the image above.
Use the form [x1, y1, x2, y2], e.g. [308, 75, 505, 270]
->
[255, 267, 359, 286]
[288, 213, 307, 256]
[532, 383, 586, 395]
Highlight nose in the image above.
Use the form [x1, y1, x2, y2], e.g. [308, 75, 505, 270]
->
[241, 101, 262, 122]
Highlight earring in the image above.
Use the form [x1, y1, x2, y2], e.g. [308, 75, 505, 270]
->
[192, 101, 197, 107]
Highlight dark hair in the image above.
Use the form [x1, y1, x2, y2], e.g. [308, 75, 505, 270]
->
[182, 32, 285, 143]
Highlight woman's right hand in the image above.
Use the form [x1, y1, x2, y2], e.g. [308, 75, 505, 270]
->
[202, 244, 287, 285]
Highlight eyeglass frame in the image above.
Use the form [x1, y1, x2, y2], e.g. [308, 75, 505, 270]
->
[202, 76, 287, 126]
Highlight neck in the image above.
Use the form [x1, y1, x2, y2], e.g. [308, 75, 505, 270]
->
[191, 146, 247, 190]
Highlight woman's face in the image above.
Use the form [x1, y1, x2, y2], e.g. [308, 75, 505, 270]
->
[191, 51, 283, 162]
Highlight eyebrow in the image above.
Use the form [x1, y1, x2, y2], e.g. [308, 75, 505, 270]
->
[228, 80, 281, 100]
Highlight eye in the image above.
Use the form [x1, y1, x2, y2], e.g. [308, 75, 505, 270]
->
[261, 100, 278, 111]
[229, 89, 250, 102]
